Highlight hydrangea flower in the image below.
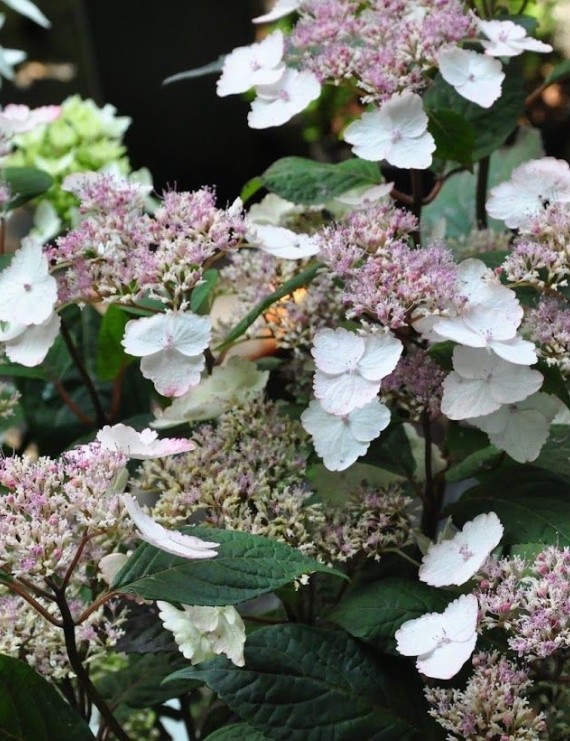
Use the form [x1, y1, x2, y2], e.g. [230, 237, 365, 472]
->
[0, 312, 60, 367]
[312, 327, 402, 415]
[96, 424, 195, 459]
[122, 311, 212, 397]
[417, 259, 536, 365]
[441, 346, 543, 420]
[419, 512, 504, 587]
[468, 392, 560, 463]
[2, 0, 50, 28]
[0, 239, 58, 326]
[437, 47, 504, 108]
[248, 68, 321, 129]
[217, 29, 285, 97]
[301, 397, 391, 471]
[343, 92, 435, 170]
[395, 594, 479, 679]
[478, 19, 552, 57]
[0, 104, 60, 136]
[486, 158, 570, 230]
[157, 602, 246, 667]
[252, 0, 302, 24]
[121, 494, 219, 559]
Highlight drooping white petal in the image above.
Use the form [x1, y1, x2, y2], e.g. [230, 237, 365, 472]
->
[248, 68, 321, 129]
[419, 512, 504, 586]
[438, 47, 504, 108]
[314, 369, 381, 415]
[250, 224, 320, 259]
[395, 594, 479, 680]
[141, 348, 206, 398]
[122, 494, 219, 559]
[97, 424, 195, 459]
[252, 0, 301, 24]
[2, 0, 50, 27]
[217, 30, 285, 97]
[312, 327, 365, 375]
[344, 92, 435, 169]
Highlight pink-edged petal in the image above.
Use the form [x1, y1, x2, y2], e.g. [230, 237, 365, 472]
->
[122, 494, 219, 559]
[97, 423, 195, 460]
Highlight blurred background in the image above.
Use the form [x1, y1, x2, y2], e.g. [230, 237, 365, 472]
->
[0, 0, 569, 203]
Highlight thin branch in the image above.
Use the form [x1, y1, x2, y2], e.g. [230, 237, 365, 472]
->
[62, 530, 92, 591]
[5, 579, 62, 627]
[60, 317, 109, 427]
[75, 590, 120, 625]
[54, 587, 130, 740]
[476, 156, 490, 229]
[51, 377, 94, 426]
[1, 568, 56, 602]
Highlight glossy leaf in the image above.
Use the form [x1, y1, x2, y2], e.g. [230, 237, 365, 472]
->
[427, 109, 475, 166]
[3, 167, 53, 210]
[113, 526, 343, 605]
[96, 305, 132, 381]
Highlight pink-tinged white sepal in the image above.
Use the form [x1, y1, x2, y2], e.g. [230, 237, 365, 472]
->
[248, 68, 321, 129]
[437, 47, 504, 108]
[419, 512, 504, 587]
[252, 0, 302, 24]
[122, 493, 219, 559]
[344, 92, 435, 170]
[395, 594, 479, 679]
[217, 30, 285, 97]
[97, 423, 195, 460]
[478, 20, 553, 57]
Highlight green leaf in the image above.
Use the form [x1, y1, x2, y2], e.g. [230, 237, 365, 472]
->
[533, 425, 570, 479]
[240, 177, 264, 204]
[363, 421, 416, 478]
[308, 462, 403, 506]
[167, 625, 434, 740]
[113, 527, 343, 605]
[3, 167, 53, 210]
[427, 109, 475, 166]
[191, 269, 219, 315]
[0, 654, 95, 740]
[261, 157, 382, 205]
[95, 305, 133, 381]
[447, 467, 570, 545]
[216, 262, 321, 350]
[163, 55, 225, 85]
[0, 361, 48, 380]
[329, 578, 452, 654]
[424, 60, 526, 162]
[445, 444, 503, 483]
[206, 724, 269, 740]
[537, 361, 570, 411]
[545, 59, 570, 85]
[509, 542, 546, 561]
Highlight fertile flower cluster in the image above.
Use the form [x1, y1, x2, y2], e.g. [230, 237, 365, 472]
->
[425, 651, 548, 740]
[0, 443, 128, 579]
[0, 380, 19, 420]
[319, 202, 457, 328]
[0, 592, 126, 680]
[382, 348, 445, 420]
[477, 547, 570, 660]
[525, 297, 570, 375]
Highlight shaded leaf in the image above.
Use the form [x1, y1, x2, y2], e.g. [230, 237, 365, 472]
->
[113, 527, 343, 605]
[445, 444, 503, 483]
[0, 654, 94, 740]
[206, 724, 269, 740]
[329, 577, 452, 654]
[191, 269, 219, 315]
[427, 109, 475, 166]
[167, 625, 435, 740]
[545, 59, 570, 85]
[240, 177, 264, 204]
[261, 157, 382, 205]
[96, 305, 132, 381]
[4, 167, 53, 210]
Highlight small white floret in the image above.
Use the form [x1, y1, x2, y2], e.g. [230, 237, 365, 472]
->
[248, 68, 321, 129]
[479, 19, 552, 57]
[217, 30, 285, 97]
[438, 47, 504, 108]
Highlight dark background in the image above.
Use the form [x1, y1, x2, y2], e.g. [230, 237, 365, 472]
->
[0, 0, 311, 203]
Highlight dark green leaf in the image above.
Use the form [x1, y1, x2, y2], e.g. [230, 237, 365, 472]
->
[0, 361, 48, 379]
[191, 269, 219, 315]
[163, 55, 225, 85]
[427, 109, 475, 166]
[424, 61, 526, 161]
[448, 467, 570, 545]
[96, 305, 132, 381]
[167, 625, 433, 740]
[261, 157, 382, 205]
[533, 425, 570, 479]
[0, 654, 94, 740]
[113, 527, 343, 605]
[329, 578, 452, 654]
[216, 262, 321, 350]
[206, 723, 269, 740]
[3, 167, 53, 210]
[509, 542, 546, 561]
[363, 421, 416, 478]
[537, 361, 570, 411]
[96, 653, 193, 711]
[545, 59, 570, 85]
